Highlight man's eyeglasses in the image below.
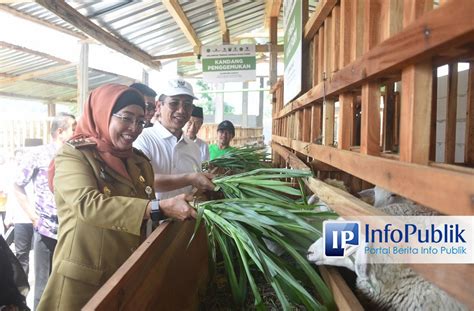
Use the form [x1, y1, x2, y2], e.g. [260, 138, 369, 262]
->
[165, 100, 194, 113]
[145, 102, 156, 112]
[112, 114, 146, 129]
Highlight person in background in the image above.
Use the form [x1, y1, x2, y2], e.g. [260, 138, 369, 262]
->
[4, 149, 34, 277]
[129, 82, 157, 128]
[185, 106, 209, 162]
[134, 78, 215, 201]
[209, 120, 236, 160]
[14, 112, 76, 310]
[37, 84, 196, 310]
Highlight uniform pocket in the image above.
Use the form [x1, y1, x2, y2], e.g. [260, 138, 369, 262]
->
[57, 259, 104, 286]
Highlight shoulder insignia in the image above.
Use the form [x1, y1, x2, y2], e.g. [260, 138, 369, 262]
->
[132, 147, 150, 161]
[66, 137, 97, 149]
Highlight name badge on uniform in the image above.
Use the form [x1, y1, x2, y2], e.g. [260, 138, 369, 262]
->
[103, 186, 112, 197]
[145, 186, 153, 199]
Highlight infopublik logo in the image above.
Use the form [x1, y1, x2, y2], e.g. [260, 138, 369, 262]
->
[324, 221, 360, 257]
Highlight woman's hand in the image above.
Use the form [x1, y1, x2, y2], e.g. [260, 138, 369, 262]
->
[159, 193, 197, 221]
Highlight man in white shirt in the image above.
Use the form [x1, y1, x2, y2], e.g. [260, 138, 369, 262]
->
[133, 78, 214, 200]
[185, 106, 209, 162]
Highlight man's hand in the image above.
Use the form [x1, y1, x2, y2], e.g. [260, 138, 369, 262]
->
[159, 194, 197, 221]
[188, 172, 215, 191]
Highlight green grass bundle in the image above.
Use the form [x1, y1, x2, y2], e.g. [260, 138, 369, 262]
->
[191, 168, 337, 310]
[202, 146, 270, 172]
[193, 198, 337, 310]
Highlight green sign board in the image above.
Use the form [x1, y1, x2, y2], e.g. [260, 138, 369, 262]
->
[201, 44, 256, 83]
[283, 0, 302, 104]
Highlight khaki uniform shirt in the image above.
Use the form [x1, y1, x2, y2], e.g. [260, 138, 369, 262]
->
[38, 142, 155, 310]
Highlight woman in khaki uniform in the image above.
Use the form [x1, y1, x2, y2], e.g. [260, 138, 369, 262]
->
[38, 84, 196, 310]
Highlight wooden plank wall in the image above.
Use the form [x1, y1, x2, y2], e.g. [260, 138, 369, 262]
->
[271, 0, 474, 308]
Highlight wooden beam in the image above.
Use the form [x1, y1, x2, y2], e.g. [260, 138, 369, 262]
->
[466, 62, 474, 166]
[319, 267, 365, 311]
[0, 4, 87, 39]
[272, 135, 474, 215]
[0, 63, 76, 86]
[0, 41, 69, 64]
[445, 63, 458, 164]
[271, 142, 309, 170]
[215, 0, 229, 43]
[0, 91, 75, 103]
[263, 0, 282, 30]
[35, 0, 160, 70]
[275, 0, 474, 119]
[152, 51, 194, 60]
[303, 0, 338, 42]
[162, 0, 201, 52]
[0, 72, 75, 88]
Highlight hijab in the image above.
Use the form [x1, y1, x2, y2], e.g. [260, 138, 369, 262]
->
[48, 84, 145, 191]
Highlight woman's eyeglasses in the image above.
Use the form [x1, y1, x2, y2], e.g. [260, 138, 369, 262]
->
[113, 114, 146, 129]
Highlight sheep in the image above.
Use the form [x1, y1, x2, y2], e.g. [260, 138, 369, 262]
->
[306, 186, 466, 310]
[308, 237, 468, 310]
[360, 186, 440, 216]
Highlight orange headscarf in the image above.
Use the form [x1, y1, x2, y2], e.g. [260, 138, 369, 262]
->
[48, 84, 145, 191]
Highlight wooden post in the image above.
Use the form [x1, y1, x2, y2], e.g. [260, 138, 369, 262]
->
[323, 99, 335, 146]
[77, 41, 89, 117]
[445, 63, 458, 164]
[399, 63, 432, 164]
[338, 94, 353, 150]
[269, 17, 278, 87]
[142, 69, 149, 85]
[399, 0, 432, 164]
[47, 101, 56, 117]
[214, 83, 224, 123]
[311, 104, 322, 143]
[242, 81, 248, 127]
[429, 69, 438, 161]
[360, 83, 381, 155]
[257, 77, 264, 127]
[339, 0, 352, 68]
[465, 62, 474, 166]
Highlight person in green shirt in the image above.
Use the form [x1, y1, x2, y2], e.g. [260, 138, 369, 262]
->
[209, 120, 236, 160]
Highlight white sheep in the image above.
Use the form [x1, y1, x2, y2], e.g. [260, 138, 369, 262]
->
[307, 237, 468, 310]
[306, 187, 465, 310]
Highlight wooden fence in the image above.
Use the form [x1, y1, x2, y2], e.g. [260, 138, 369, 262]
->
[272, 0, 473, 309]
[199, 123, 264, 147]
[0, 118, 51, 154]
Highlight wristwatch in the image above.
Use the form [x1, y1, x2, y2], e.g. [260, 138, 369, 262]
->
[150, 199, 162, 221]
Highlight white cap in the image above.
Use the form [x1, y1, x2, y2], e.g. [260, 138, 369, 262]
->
[161, 78, 198, 100]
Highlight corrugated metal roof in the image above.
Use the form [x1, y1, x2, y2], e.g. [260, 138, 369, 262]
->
[0, 42, 135, 103]
[1, 0, 322, 78]
[5, 2, 85, 38]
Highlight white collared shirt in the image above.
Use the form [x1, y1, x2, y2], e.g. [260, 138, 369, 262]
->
[133, 122, 201, 199]
[194, 137, 210, 162]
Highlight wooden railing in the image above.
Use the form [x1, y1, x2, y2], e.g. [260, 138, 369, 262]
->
[272, 0, 474, 308]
